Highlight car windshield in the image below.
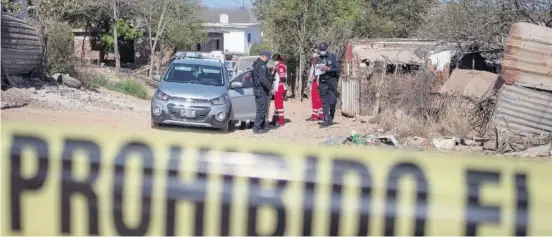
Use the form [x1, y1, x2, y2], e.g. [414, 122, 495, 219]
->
[164, 63, 224, 86]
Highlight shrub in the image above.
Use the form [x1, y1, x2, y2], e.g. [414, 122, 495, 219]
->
[88, 74, 150, 99]
[45, 22, 75, 75]
[111, 79, 150, 100]
[89, 74, 110, 88]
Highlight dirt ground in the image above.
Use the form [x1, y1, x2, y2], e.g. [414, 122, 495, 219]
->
[1, 85, 378, 145]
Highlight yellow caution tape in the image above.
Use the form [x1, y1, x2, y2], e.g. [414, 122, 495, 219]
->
[2, 121, 552, 236]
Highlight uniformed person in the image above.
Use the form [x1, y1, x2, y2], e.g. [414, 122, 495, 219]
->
[252, 50, 273, 134]
[306, 49, 323, 121]
[270, 53, 288, 127]
[315, 42, 340, 128]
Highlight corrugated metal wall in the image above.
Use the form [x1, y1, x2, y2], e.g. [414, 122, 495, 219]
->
[1, 13, 43, 75]
[501, 22, 552, 91]
[341, 78, 360, 117]
[495, 85, 552, 135]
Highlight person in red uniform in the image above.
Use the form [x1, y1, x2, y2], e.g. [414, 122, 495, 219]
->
[306, 50, 323, 121]
[270, 53, 288, 127]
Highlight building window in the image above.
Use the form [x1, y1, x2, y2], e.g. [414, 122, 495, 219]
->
[196, 43, 201, 51]
[216, 39, 220, 50]
[248, 33, 251, 43]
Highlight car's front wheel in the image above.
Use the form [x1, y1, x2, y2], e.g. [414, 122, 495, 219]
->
[151, 120, 160, 129]
[220, 112, 235, 133]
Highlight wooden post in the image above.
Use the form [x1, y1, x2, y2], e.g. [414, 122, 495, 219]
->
[374, 62, 386, 115]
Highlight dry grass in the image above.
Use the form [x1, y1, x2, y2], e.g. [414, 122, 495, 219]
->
[371, 109, 426, 137]
[364, 68, 487, 139]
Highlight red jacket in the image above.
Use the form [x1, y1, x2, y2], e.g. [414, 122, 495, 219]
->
[273, 61, 288, 93]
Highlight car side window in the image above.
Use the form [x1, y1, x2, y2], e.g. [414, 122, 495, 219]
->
[232, 71, 253, 88]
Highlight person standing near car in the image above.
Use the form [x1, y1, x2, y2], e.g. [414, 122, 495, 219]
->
[252, 50, 273, 134]
[316, 42, 340, 128]
[270, 53, 287, 127]
[306, 49, 324, 122]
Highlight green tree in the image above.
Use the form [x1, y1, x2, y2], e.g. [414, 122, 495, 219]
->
[29, 0, 84, 24]
[1, 0, 23, 12]
[249, 41, 273, 55]
[165, 20, 206, 51]
[253, 0, 364, 96]
[100, 19, 142, 52]
[85, 0, 138, 69]
[45, 22, 76, 74]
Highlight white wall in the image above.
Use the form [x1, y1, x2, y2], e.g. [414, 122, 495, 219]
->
[428, 50, 455, 72]
[223, 31, 245, 54]
[244, 27, 262, 54]
[220, 26, 262, 55]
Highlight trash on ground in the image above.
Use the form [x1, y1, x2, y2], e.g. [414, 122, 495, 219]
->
[506, 144, 552, 158]
[432, 137, 460, 150]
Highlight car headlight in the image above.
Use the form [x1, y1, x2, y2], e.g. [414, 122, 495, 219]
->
[210, 95, 227, 105]
[155, 90, 170, 101]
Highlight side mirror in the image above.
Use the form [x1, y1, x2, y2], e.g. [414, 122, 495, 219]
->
[230, 81, 243, 89]
[152, 75, 161, 81]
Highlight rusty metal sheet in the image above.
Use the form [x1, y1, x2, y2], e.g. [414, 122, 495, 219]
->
[501, 22, 552, 91]
[341, 78, 360, 117]
[348, 39, 441, 65]
[1, 13, 43, 75]
[495, 85, 552, 135]
[439, 69, 499, 101]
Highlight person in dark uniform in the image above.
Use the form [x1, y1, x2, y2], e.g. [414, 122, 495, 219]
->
[252, 50, 273, 134]
[315, 42, 340, 128]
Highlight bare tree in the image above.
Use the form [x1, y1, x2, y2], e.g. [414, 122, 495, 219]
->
[513, 0, 552, 27]
[418, 0, 552, 54]
[137, 0, 201, 77]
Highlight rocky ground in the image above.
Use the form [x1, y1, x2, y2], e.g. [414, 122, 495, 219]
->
[1, 77, 551, 159]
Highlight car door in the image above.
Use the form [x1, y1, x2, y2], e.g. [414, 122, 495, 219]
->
[228, 70, 256, 121]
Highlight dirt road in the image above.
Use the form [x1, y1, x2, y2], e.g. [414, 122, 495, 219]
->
[1, 85, 375, 145]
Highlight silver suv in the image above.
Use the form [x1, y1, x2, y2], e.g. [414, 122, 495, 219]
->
[151, 58, 257, 132]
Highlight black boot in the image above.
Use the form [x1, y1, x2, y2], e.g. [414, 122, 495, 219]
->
[320, 112, 332, 128]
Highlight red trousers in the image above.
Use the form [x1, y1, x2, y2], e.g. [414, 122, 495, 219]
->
[273, 83, 286, 125]
[311, 80, 323, 120]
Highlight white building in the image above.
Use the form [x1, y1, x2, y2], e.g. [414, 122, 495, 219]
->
[196, 13, 262, 56]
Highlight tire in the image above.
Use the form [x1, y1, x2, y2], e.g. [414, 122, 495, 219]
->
[220, 112, 234, 133]
[151, 120, 160, 128]
[220, 121, 229, 133]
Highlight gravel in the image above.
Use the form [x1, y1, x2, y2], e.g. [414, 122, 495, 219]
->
[2, 84, 148, 112]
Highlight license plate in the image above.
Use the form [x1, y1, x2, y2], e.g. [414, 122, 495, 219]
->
[180, 109, 196, 118]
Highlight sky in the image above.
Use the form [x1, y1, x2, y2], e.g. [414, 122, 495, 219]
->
[202, 0, 253, 8]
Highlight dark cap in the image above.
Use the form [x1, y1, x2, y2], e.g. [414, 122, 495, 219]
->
[318, 42, 328, 51]
[260, 50, 272, 58]
[273, 53, 284, 61]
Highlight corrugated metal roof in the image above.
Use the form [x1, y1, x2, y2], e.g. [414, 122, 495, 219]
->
[1, 13, 43, 75]
[501, 22, 552, 91]
[495, 85, 552, 135]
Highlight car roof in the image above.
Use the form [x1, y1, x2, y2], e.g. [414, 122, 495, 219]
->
[172, 58, 223, 67]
